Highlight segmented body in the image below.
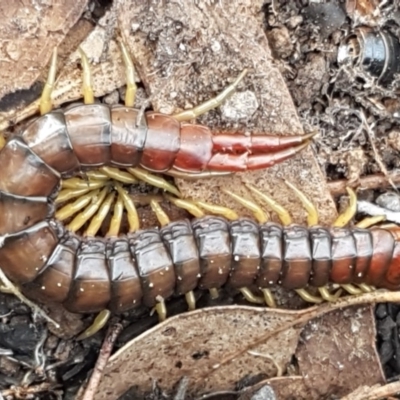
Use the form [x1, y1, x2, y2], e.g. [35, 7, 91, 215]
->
[1, 103, 400, 314]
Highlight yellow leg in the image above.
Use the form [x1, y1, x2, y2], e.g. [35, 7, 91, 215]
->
[262, 288, 277, 308]
[83, 170, 110, 181]
[358, 283, 374, 293]
[333, 188, 357, 228]
[209, 288, 219, 299]
[40, 48, 57, 115]
[222, 189, 269, 223]
[67, 187, 109, 232]
[164, 195, 205, 218]
[150, 199, 170, 227]
[341, 284, 362, 295]
[114, 183, 139, 232]
[55, 189, 100, 221]
[155, 297, 167, 322]
[195, 200, 239, 220]
[245, 184, 292, 226]
[185, 291, 196, 311]
[61, 177, 106, 190]
[356, 215, 386, 229]
[76, 309, 111, 341]
[99, 166, 138, 184]
[79, 48, 94, 104]
[119, 41, 137, 107]
[295, 288, 323, 304]
[106, 195, 124, 237]
[84, 191, 116, 236]
[318, 286, 343, 302]
[173, 69, 248, 121]
[56, 187, 93, 204]
[127, 167, 181, 197]
[240, 288, 265, 304]
[284, 181, 319, 226]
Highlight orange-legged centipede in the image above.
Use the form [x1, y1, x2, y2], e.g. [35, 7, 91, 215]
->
[1, 45, 399, 318]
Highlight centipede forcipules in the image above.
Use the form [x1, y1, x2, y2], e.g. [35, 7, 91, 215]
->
[0, 43, 398, 322]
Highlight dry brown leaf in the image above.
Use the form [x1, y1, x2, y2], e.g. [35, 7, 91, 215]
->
[296, 305, 385, 398]
[96, 306, 304, 399]
[0, 0, 88, 101]
[118, 0, 337, 225]
[95, 292, 400, 399]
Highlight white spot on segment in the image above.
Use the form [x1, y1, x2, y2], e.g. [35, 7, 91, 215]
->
[218, 268, 223, 275]
[357, 272, 363, 277]
[80, 288, 84, 292]
[41, 286, 46, 290]
[165, 266, 170, 271]
[197, 273, 201, 278]
[234, 255, 239, 262]
[149, 283, 154, 288]
[269, 281, 274, 285]
[57, 282, 62, 287]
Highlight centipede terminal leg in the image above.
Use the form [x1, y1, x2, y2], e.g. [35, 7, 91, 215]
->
[172, 69, 248, 122]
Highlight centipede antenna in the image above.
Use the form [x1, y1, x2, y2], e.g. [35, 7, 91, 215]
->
[78, 47, 94, 105]
[222, 189, 269, 224]
[185, 291, 196, 311]
[333, 187, 357, 228]
[356, 215, 386, 229]
[106, 195, 124, 237]
[119, 41, 137, 108]
[173, 69, 248, 121]
[239, 288, 265, 304]
[114, 183, 140, 232]
[318, 287, 343, 302]
[67, 187, 109, 232]
[99, 166, 138, 184]
[284, 180, 318, 226]
[40, 48, 57, 115]
[55, 189, 100, 221]
[85, 191, 116, 236]
[245, 184, 291, 226]
[341, 284, 362, 295]
[295, 288, 323, 304]
[261, 288, 276, 308]
[165, 195, 205, 218]
[127, 167, 181, 197]
[76, 309, 111, 341]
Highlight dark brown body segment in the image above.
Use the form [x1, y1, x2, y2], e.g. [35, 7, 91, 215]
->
[0, 192, 52, 235]
[130, 230, 176, 307]
[65, 239, 111, 313]
[161, 220, 200, 295]
[108, 239, 143, 313]
[309, 227, 331, 287]
[0, 138, 60, 197]
[228, 219, 260, 288]
[192, 217, 231, 289]
[110, 106, 147, 167]
[22, 111, 80, 176]
[64, 104, 112, 167]
[0, 221, 61, 284]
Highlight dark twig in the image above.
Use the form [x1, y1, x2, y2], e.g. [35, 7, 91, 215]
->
[78, 321, 123, 400]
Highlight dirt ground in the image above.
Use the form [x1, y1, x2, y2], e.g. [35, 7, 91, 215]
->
[1, 0, 400, 399]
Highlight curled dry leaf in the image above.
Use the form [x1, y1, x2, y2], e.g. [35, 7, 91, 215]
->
[117, 0, 337, 225]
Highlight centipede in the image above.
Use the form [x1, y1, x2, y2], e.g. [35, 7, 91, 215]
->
[0, 42, 399, 324]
